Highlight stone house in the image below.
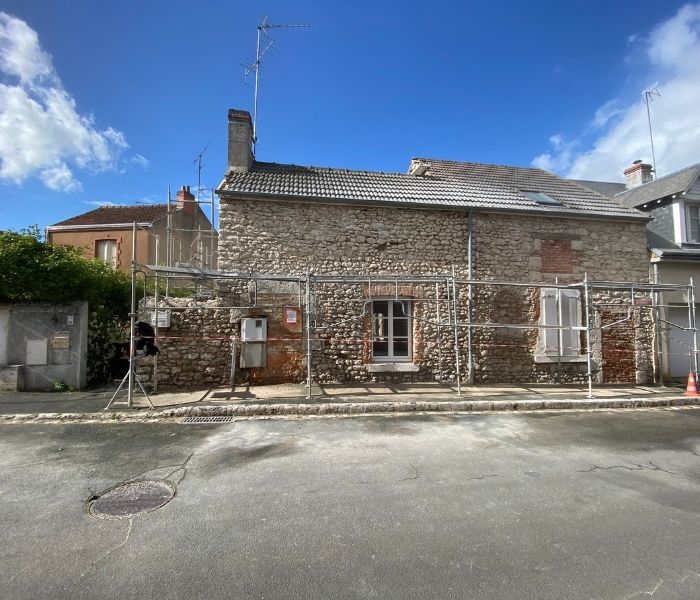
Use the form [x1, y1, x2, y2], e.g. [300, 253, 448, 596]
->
[47, 186, 217, 272]
[139, 110, 656, 389]
[577, 161, 700, 379]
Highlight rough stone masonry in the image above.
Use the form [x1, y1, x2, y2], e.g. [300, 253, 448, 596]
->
[137, 194, 653, 389]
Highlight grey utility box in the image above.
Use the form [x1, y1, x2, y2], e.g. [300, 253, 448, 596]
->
[240, 317, 267, 368]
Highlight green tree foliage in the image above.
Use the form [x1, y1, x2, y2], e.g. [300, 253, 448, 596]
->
[0, 229, 131, 308]
[0, 229, 132, 385]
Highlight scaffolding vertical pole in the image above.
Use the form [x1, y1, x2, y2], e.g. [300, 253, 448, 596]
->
[305, 271, 313, 399]
[690, 277, 699, 379]
[166, 186, 171, 297]
[127, 222, 137, 408]
[583, 272, 594, 399]
[451, 266, 462, 396]
[210, 189, 216, 270]
[435, 282, 442, 383]
[466, 210, 474, 384]
[153, 238, 160, 395]
[555, 277, 562, 381]
[652, 264, 664, 386]
[230, 336, 237, 390]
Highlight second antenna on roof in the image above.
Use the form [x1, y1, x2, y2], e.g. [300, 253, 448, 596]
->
[242, 16, 309, 155]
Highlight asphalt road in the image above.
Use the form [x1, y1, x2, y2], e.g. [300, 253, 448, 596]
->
[1, 408, 700, 600]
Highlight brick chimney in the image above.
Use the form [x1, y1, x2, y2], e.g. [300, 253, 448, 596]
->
[228, 109, 253, 173]
[624, 160, 654, 189]
[176, 185, 195, 213]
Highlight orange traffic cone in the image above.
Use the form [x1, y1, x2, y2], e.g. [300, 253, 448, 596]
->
[684, 372, 700, 397]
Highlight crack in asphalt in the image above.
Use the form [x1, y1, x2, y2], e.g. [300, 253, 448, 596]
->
[577, 461, 678, 476]
[465, 474, 504, 482]
[81, 518, 134, 577]
[621, 570, 700, 599]
[397, 462, 422, 482]
[164, 451, 195, 485]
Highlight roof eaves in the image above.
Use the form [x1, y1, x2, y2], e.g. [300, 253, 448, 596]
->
[217, 189, 650, 222]
[47, 222, 154, 231]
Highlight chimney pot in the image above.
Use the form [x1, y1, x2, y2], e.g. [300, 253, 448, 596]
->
[623, 160, 654, 189]
[176, 184, 196, 214]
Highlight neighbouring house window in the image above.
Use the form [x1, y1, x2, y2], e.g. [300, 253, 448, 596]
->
[538, 288, 581, 357]
[685, 204, 700, 243]
[95, 239, 117, 268]
[372, 299, 411, 361]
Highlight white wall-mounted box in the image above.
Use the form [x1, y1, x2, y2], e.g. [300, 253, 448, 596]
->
[241, 318, 267, 342]
[26, 339, 48, 366]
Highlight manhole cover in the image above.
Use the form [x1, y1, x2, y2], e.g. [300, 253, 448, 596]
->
[89, 480, 175, 520]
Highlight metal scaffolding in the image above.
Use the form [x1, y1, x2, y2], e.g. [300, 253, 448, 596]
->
[111, 250, 698, 408]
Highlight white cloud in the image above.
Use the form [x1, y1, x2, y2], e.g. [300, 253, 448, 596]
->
[82, 200, 125, 207]
[0, 12, 128, 191]
[533, 3, 700, 181]
[41, 162, 81, 192]
[591, 99, 624, 130]
[128, 153, 150, 169]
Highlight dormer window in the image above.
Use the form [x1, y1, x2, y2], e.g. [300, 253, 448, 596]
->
[685, 204, 700, 243]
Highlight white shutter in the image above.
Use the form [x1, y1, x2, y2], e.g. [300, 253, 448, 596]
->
[539, 289, 559, 355]
[560, 291, 580, 355]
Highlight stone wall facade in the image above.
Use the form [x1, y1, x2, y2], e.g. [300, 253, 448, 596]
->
[138, 197, 653, 388]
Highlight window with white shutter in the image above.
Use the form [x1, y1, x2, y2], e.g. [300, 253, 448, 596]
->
[537, 288, 582, 357]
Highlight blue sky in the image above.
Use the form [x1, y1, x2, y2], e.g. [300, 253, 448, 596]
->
[1, 0, 699, 231]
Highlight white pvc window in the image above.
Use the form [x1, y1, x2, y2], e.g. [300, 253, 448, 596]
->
[538, 288, 581, 357]
[685, 204, 700, 243]
[95, 239, 117, 268]
[372, 299, 411, 361]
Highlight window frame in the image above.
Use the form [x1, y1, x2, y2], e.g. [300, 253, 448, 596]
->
[371, 298, 412, 363]
[95, 239, 117, 268]
[537, 288, 583, 360]
[684, 203, 700, 244]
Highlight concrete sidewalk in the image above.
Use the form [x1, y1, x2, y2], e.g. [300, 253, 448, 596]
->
[0, 382, 696, 422]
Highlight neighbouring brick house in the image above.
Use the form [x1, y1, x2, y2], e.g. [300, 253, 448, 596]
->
[139, 109, 656, 389]
[47, 186, 217, 271]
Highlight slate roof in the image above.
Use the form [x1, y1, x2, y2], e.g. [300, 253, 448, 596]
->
[568, 179, 626, 199]
[51, 205, 169, 227]
[218, 159, 646, 221]
[614, 163, 700, 208]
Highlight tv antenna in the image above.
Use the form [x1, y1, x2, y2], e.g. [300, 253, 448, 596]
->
[193, 143, 210, 201]
[643, 86, 661, 176]
[242, 16, 309, 153]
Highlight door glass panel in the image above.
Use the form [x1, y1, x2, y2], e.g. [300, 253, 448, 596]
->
[393, 301, 408, 317]
[393, 318, 409, 337]
[393, 340, 409, 357]
[373, 301, 388, 316]
[373, 317, 388, 339]
[373, 341, 388, 357]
